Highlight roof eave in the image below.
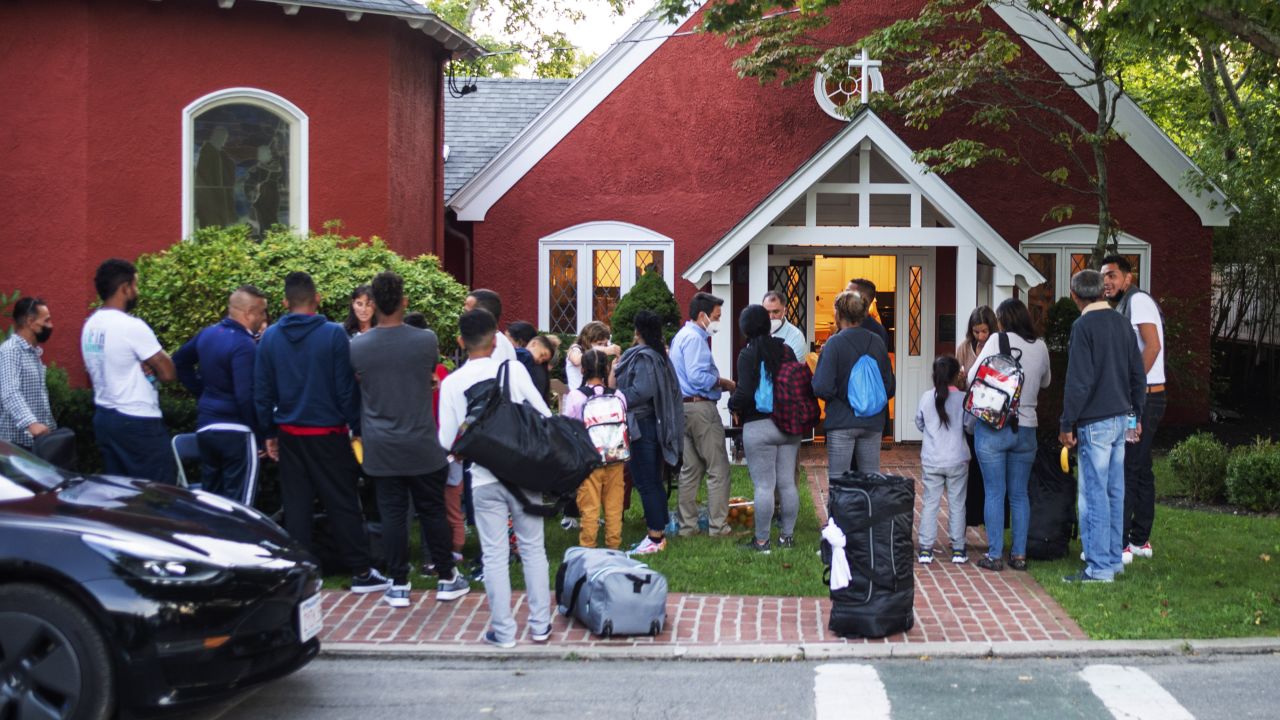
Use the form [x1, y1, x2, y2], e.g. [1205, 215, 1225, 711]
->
[255, 0, 486, 60]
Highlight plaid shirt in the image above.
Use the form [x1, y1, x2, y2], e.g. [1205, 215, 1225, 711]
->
[0, 334, 55, 448]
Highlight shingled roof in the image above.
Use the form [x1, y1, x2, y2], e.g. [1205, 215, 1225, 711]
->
[444, 78, 573, 202]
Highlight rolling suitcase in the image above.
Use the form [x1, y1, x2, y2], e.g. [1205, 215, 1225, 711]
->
[555, 547, 667, 637]
[822, 472, 915, 638]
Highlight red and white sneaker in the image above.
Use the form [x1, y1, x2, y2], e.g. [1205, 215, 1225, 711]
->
[1121, 547, 1133, 565]
[1128, 542, 1153, 558]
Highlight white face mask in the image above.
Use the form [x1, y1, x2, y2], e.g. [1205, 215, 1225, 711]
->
[770, 318, 784, 334]
[706, 320, 721, 336]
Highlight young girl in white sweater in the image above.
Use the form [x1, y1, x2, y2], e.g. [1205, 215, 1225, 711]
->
[914, 355, 971, 564]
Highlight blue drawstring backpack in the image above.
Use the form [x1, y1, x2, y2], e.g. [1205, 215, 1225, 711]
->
[754, 362, 774, 413]
[847, 354, 887, 417]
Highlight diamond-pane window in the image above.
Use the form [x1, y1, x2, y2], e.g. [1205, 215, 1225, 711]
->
[635, 250, 664, 283]
[592, 250, 622, 326]
[548, 250, 578, 334]
[908, 265, 922, 356]
[769, 265, 809, 337]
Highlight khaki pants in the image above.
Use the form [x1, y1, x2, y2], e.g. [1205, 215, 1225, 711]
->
[577, 463, 625, 549]
[678, 401, 732, 534]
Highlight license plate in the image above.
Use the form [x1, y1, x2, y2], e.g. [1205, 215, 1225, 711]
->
[297, 593, 323, 643]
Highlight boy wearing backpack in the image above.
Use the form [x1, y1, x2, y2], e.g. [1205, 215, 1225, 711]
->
[561, 349, 628, 550]
[812, 291, 895, 476]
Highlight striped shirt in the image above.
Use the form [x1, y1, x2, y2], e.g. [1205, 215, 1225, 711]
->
[0, 335, 56, 448]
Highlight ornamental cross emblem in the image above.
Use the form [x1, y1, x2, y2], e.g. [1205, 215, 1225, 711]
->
[816, 49, 885, 119]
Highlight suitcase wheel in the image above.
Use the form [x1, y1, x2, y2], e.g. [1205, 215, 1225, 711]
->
[649, 620, 661, 637]
[601, 620, 613, 638]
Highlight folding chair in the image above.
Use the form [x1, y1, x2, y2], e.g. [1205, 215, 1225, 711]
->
[171, 433, 201, 490]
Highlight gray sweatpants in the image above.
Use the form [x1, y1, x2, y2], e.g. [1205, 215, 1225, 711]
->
[918, 463, 969, 551]
[826, 426, 882, 477]
[744, 419, 802, 543]
[473, 483, 552, 644]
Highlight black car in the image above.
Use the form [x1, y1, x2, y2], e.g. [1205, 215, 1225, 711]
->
[0, 441, 322, 719]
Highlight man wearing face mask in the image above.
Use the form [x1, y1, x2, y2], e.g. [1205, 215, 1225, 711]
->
[763, 291, 808, 361]
[0, 297, 57, 450]
[81, 258, 177, 484]
[670, 292, 736, 536]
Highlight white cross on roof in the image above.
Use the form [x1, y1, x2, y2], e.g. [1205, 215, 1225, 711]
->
[847, 49, 884, 105]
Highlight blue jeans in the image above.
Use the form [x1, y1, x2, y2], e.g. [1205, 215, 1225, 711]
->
[1077, 415, 1126, 580]
[628, 413, 669, 533]
[974, 423, 1035, 559]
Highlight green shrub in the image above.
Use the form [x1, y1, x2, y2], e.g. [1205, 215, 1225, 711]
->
[1225, 439, 1280, 512]
[1045, 296, 1080, 353]
[134, 224, 467, 352]
[1167, 432, 1230, 503]
[609, 269, 681, 350]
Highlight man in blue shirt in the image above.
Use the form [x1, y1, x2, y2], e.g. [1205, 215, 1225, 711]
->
[174, 285, 268, 502]
[669, 292, 736, 536]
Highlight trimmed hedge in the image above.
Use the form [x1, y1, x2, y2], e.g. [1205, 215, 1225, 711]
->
[135, 225, 467, 352]
[1167, 432, 1230, 503]
[1225, 439, 1280, 513]
[609, 269, 681, 350]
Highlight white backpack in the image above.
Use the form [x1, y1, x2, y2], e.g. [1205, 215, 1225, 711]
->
[580, 387, 630, 464]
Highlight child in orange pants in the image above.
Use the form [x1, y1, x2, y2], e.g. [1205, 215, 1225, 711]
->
[561, 349, 627, 549]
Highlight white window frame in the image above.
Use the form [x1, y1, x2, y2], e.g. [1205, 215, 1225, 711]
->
[1020, 225, 1151, 298]
[538, 221, 676, 333]
[182, 87, 309, 239]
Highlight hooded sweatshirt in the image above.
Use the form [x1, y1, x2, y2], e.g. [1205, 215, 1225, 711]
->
[173, 317, 258, 432]
[254, 313, 360, 435]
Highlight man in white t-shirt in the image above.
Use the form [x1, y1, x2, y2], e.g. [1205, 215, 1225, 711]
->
[80, 258, 177, 483]
[437, 308, 552, 649]
[463, 288, 517, 364]
[1102, 254, 1165, 561]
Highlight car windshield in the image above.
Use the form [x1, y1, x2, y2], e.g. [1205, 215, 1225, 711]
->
[0, 441, 71, 499]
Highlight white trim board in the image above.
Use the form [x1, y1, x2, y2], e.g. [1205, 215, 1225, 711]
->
[992, 1, 1233, 226]
[683, 108, 1044, 292]
[181, 87, 309, 240]
[447, 8, 692, 221]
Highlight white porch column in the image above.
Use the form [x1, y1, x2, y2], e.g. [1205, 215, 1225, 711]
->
[955, 244, 977, 346]
[992, 267, 1016, 306]
[748, 243, 769, 307]
[711, 266, 734, 424]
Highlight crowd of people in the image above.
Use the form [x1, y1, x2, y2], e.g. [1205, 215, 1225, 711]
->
[0, 253, 1166, 647]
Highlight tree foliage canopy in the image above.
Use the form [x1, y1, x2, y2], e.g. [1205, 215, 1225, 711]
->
[431, 0, 626, 77]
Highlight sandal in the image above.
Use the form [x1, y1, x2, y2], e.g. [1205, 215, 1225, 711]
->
[976, 556, 1004, 572]
[1008, 556, 1028, 571]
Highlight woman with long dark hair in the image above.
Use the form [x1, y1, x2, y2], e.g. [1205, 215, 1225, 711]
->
[957, 306, 998, 389]
[965, 298, 1051, 572]
[613, 310, 684, 555]
[914, 355, 970, 564]
[729, 305, 802, 553]
[343, 285, 377, 337]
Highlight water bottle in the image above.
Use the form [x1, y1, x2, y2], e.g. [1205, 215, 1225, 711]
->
[1125, 411, 1139, 444]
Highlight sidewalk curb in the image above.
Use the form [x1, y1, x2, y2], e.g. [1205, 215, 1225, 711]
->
[319, 637, 1280, 662]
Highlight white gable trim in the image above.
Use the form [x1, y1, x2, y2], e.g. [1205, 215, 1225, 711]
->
[683, 109, 1044, 290]
[448, 10, 690, 221]
[992, 1, 1233, 226]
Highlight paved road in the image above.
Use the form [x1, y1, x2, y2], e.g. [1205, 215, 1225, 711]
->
[194, 654, 1279, 720]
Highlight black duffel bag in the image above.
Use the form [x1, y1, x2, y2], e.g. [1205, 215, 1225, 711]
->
[452, 360, 600, 516]
[1026, 441, 1077, 560]
[821, 471, 915, 639]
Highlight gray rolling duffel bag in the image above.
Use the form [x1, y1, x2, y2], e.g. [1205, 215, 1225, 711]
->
[555, 547, 668, 637]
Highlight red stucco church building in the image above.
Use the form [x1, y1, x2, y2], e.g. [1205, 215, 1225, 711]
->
[2, 0, 480, 374]
[445, 3, 1230, 431]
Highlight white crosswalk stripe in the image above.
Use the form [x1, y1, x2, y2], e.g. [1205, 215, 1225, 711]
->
[1079, 665, 1196, 720]
[813, 664, 891, 720]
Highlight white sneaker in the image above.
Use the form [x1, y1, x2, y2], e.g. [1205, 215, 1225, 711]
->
[629, 536, 666, 555]
[382, 584, 411, 608]
[1130, 542, 1153, 558]
[1121, 547, 1133, 565]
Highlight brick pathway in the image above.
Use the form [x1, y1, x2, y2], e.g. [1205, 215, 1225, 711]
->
[319, 444, 1084, 650]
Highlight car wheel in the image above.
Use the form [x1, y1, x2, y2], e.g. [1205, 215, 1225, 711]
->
[0, 583, 115, 720]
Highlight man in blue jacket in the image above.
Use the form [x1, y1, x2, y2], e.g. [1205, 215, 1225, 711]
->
[255, 271, 389, 594]
[174, 285, 268, 502]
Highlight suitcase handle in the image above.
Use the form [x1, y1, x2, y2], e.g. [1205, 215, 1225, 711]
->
[565, 576, 588, 615]
[623, 573, 652, 594]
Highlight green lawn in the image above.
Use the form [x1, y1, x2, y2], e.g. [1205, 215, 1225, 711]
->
[325, 465, 829, 598]
[1027, 503, 1280, 640]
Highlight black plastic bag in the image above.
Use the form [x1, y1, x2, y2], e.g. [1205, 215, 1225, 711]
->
[1026, 442, 1077, 560]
